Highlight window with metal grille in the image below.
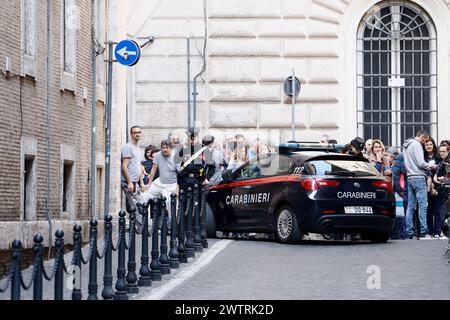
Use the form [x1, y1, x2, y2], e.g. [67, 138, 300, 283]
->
[357, 2, 437, 147]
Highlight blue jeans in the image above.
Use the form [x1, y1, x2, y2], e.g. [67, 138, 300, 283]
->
[406, 177, 428, 236]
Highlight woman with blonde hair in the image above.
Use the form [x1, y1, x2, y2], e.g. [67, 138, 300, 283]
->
[368, 139, 385, 172]
[227, 145, 249, 172]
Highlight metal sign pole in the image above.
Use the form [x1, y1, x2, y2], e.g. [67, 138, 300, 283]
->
[187, 37, 191, 129]
[104, 42, 114, 220]
[291, 69, 296, 141]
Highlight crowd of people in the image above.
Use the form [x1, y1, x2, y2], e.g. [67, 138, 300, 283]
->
[121, 125, 450, 240]
[321, 131, 450, 240]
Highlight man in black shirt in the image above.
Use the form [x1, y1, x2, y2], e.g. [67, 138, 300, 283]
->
[174, 127, 216, 189]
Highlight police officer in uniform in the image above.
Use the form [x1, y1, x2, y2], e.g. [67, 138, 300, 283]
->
[174, 127, 216, 190]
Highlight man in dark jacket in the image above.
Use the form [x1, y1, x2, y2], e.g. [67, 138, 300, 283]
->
[174, 128, 216, 190]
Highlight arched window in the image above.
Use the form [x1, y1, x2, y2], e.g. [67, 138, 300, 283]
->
[357, 1, 437, 147]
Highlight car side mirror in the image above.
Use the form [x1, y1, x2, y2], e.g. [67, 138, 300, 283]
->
[222, 169, 232, 182]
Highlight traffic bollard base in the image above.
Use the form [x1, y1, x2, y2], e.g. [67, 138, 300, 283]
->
[194, 243, 203, 252]
[138, 278, 152, 287]
[202, 239, 208, 248]
[179, 256, 188, 263]
[186, 250, 195, 258]
[127, 285, 139, 294]
[151, 271, 162, 281]
[113, 292, 129, 300]
[169, 260, 180, 269]
[160, 265, 171, 275]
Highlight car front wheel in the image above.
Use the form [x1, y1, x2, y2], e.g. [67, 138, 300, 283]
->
[274, 205, 302, 244]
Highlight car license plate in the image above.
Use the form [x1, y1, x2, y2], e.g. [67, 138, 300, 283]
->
[344, 206, 373, 214]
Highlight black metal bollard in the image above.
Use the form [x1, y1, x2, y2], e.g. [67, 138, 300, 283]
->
[114, 210, 129, 300]
[138, 202, 152, 287]
[177, 190, 187, 264]
[10, 240, 22, 301]
[87, 218, 99, 300]
[54, 230, 65, 300]
[72, 225, 83, 300]
[33, 235, 44, 300]
[193, 184, 203, 252]
[126, 205, 139, 294]
[169, 193, 180, 268]
[185, 187, 196, 258]
[150, 199, 162, 281]
[159, 197, 171, 275]
[200, 186, 209, 249]
[101, 215, 114, 300]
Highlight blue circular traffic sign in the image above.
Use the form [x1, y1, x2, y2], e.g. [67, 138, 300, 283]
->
[115, 40, 141, 66]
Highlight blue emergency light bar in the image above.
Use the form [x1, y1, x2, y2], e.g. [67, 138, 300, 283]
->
[277, 142, 345, 153]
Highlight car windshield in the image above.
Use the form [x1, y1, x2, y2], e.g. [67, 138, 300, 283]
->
[304, 159, 380, 177]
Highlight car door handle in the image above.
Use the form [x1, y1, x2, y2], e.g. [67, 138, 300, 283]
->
[241, 185, 253, 189]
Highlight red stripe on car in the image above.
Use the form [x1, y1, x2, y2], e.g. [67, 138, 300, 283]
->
[208, 175, 302, 190]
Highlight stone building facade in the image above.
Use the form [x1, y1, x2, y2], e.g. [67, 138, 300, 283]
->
[0, 0, 118, 249]
[127, 0, 450, 148]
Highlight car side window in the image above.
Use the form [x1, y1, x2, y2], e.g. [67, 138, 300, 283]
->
[235, 163, 260, 181]
[258, 155, 294, 177]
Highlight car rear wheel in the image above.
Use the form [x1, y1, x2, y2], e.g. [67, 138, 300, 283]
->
[205, 203, 216, 238]
[367, 231, 390, 243]
[274, 205, 302, 244]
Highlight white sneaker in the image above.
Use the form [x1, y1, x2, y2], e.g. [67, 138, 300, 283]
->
[420, 234, 435, 240]
[439, 235, 449, 240]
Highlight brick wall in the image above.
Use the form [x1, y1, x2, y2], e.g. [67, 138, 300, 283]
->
[0, 1, 105, 226]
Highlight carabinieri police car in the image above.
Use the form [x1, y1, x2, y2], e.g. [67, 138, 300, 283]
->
[205, 143, 395, 243]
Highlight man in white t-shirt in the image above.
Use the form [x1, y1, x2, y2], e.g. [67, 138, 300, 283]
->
[121, 126, 145, 211]
[141, 140, 178, 219]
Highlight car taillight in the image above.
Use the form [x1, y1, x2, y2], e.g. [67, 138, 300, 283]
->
[317, 180, 340, 188]
[372, 181, 393, 192]
[301, 179, 339, 191]
[301, 179, 318, 191]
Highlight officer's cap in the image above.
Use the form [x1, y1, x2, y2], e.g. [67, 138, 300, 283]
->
[350, 137, 365, 150]
[186, 127, 200, 138]
[202, 135, 215, 146]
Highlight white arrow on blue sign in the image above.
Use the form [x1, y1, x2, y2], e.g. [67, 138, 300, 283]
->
[115, 39, 141, 66]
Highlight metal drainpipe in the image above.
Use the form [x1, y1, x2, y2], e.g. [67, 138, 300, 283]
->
[103, 42, 113, 220]
[187, 37, 191, 129]
[45, 0, 53, 252]
[90, 0, 97, 219]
